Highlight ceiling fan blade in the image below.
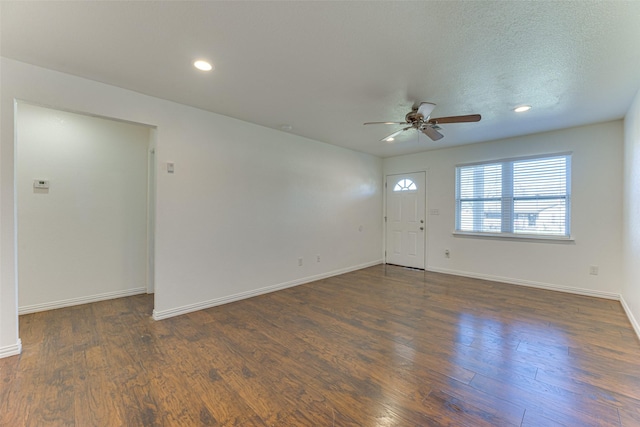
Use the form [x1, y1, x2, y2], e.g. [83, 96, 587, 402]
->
[380, 126, 413, 142]
[421, 126, 444, 141]
[364, 121, 406, 125]
[417, 102, 436, 118]
[428, 114, 481, 124]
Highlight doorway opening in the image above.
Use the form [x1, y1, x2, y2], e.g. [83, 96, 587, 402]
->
[15, 101, 156, 315]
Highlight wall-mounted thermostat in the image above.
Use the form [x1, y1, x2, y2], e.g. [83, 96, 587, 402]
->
[33, 180, 50, 189]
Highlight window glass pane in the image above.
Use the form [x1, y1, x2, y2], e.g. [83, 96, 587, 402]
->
[458, 168, 475, 198]
[458, 164, 501, 199]
[514, 157, 566, 197]
[459, 200, 501, 233]
[481, 165, 502, 198]
[393, 178, 417, 192]
[513, 199, 566, 235]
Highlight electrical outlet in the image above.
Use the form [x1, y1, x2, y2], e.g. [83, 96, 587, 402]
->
[589, 265, 599, 275]
[298, 257, 303, 267]
[445, 249, 450, 258]
[33, 179, 50, 189]
[316, 255, 320, 263]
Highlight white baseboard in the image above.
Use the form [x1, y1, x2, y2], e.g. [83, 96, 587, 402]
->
[425, 267, 640, 341]
[620, 296, 640, 341]
[153, 260, 383, 320]
[0, 339, 22, 358]
[18, 287, 147, 315]
[425, 266, 620, 300]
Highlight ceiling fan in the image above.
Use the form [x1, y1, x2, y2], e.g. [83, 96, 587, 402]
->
[364, 102, 481, 142]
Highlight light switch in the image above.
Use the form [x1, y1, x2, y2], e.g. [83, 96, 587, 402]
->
[167, 162, 175, 174]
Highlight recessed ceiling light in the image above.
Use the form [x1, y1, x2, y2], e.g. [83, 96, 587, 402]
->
[280, 124, 293, 131]
[514, 105, 532, 113]
[194, 60, 213, 71]
[385, 137, 395, 142]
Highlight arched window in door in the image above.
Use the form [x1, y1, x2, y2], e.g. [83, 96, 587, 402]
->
[393, 179, 417, 192]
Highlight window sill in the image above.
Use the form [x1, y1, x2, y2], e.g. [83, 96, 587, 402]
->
[453, 231, 574, 242]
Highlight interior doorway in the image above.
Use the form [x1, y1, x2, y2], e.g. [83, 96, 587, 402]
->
[385, 172, 426, 269]
[15, 102, 156, 314]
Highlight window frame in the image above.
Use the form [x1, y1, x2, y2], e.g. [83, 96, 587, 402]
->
[454, 153, 572, 241]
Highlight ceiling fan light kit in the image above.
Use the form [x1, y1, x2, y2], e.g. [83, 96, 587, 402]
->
[193, 60, 213, 71]
[364, 102, 481, 143]
[514, 105, 532, 113]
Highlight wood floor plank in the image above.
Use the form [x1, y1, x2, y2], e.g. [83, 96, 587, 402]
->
[618, 405, 640, 427]
[204, 311, 387, 425]
[237, 286, 526, 426]
[2, 265, 639, 426]
[470, 371, 621, 426]
[220, 308, 426, 425]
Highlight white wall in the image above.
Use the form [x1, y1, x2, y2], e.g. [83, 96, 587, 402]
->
[0, 40, 14, 358]
[384, 121, 624, 297]
[623, 89, 640, 337]
[16, 103, 150, 313]
[0, 58, 383, 356]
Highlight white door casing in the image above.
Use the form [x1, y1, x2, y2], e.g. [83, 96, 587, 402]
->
[385, 172, 426, 269]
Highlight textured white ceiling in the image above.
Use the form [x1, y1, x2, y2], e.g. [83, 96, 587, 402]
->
[2, 1, 640, 157]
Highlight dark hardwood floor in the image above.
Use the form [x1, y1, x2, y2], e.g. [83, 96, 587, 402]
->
[1, 265, 639, 426]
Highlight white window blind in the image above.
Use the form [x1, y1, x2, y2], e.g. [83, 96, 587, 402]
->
[455, 154, 571, 237]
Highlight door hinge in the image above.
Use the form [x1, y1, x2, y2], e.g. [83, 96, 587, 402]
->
[384, 216, 387, 222]
[385, 181, 387, 188]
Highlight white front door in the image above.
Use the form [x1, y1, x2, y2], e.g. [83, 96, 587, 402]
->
[385, 172, 426, 269]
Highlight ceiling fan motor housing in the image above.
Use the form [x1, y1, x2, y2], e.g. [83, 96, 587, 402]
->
[405, 110, 423, 124]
